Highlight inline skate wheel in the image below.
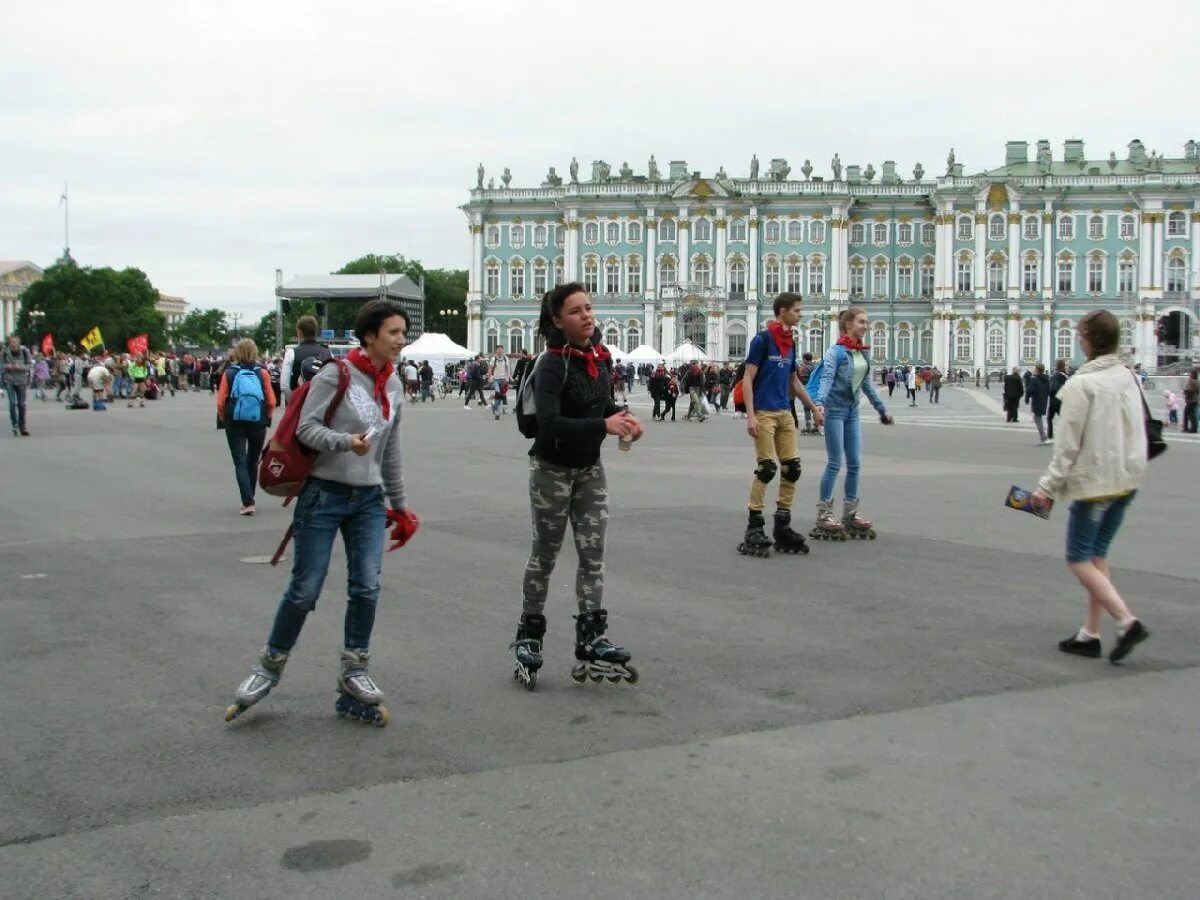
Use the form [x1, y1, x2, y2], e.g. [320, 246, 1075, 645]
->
[571, 666, 587, 684]
[224, 704, 244, 722]
[371, 705, 389, 727]
[588, 670, 604, 684]
[524, 670, 538, 692]
[623, 665, 640, 685]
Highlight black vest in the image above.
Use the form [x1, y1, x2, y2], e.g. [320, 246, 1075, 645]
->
[290, 341, 330, 390]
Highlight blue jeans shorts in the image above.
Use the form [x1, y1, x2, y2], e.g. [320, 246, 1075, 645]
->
[1065, 492, 1136, 564]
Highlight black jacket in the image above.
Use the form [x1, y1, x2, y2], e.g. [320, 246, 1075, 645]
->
[531, 330, 622, 469]
[648, 373, 668, 399]
[1003, 373, 1024, 401]
[1049, 371, 1068, 397]
[1025, 372, 1051, 415]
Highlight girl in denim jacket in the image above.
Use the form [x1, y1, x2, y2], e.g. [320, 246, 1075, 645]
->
[810, 307, 893, 539]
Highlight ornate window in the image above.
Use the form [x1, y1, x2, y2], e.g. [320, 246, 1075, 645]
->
[872, 261, 888, 297]
[659, 258, 676, 286]
[955, 326, 972, 362]
[693, 255, 712, 286]
[485, 225, 500, 248]
[787, 220, 803, 243]
[658, 218, 676, 242]
[764, 220, 781, 243]
[533, 224, 547, 248]
[871, 326, 887, 363]
[1057, 215, 1074, 241]
[1023, 257, 1040, 293]
[1023, 215, 1040, 240]
[1087, 255, 1104, 293]
[873, 223, 888, 245]
[626, 257, 642, 295]
[987, 327, 1005, 362]
[809, 322, 826, 357]
[897, 261, 913, 297]
[604, 324, 620, 349]
[584, 222, 599, 245]
[510, 224, 525, 249]
[553, 257, 564, 288]
[1088, 215, 1104, 240]
[606, 222, 620, 244]
[694, 217, 712, 242]
[850, 222, 865, 244]
[919, 260, 935, 298]
[848, 261, 865, 297]
[555, 225, 565, 248]
[582, 257, 599, 293]
[628, 221, 642, 244]
[808, 258, 825, 296]
[727, 322, 748, 359]
[988, 258, 1006, 293]
[485, 260, 500, 297]
[764, 257, 781, 294]
[532, 260, 547, 297]
[895, 325, 913, 360]
[1057, 255, 1074, 294]
[989, 214, 1006, 241]
[919, 328, 933, 362]
[776, 257, 797, 293]
[729, 260, 747, 294]
[1119, 215, 1136, 241]
[921, 222, 936, 244]
[485, 323, 500, 353]
[729, 217, 746, 242]
[1118, 258, 1135, 293]
[1056, 326, 1074, 362]
[956, 215, 973, 241]
[1167, 211, 1187, 236]
[510, 260, 525, 298]
[897, 223, 913, 245]
[955, 259, 972, 293]
[810, 220, 825, 244]
[508, 321, 524, 355]
[625, 321, 641, 353]
[1166, 256, 1187, 293]
[605, 258, 621, 294]
[1021, 326, 1038, 363]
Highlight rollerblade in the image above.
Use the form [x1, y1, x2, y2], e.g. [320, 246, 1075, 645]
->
[737, 509, 773, 558]
[509, 612, 546, 691]
[810, 499, 847, 541]
[571, 609, 638, 685]
[772, 508, 810, 554]
[225, 647, 288, 722]
[842, 498, 877, 540]
[335, 647, 389, 726]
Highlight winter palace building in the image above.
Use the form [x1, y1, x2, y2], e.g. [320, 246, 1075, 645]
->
[461, 139, 1200, 372]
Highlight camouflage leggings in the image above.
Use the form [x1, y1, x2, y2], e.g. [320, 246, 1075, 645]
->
[523, 457, 608, 614]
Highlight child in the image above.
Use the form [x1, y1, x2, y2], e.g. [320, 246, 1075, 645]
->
[663, 376, 679, 422]
[1163, 390, 1182, 427]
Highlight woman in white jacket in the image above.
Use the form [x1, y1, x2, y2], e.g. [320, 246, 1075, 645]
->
[1032, 311, 1149, 664]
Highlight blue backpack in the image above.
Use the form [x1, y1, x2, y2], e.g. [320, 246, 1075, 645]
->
[229, 365, 266, 422]
[805, 345, 847, 396]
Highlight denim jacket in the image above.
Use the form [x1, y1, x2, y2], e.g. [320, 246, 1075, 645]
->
[812, 345, 888, 416]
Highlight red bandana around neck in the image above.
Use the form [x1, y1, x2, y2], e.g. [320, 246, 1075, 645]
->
[766, 320, 795, 356]
[836, 335, 871, 352]
[550, 342, 611, 379]
[346, 347, 395, 420]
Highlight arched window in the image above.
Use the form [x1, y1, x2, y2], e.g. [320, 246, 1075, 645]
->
[763, 257, 780, 294]
[508, 321, 524, 355]
[1088, 215, 1104, 240]
[955, 325, 972, 362]
[554, 225, 565, 248]
[605, 258, 621, 294]
[808, 257, 825, 296]
[1166, 256, 1187, 293]
[693, 255, 712, 286]
[625, 321, 641, 353]
[919, 328, 933, 362]
[787, 220, 803, 243]
[626, 256, 642, 295]
[485, 225, 500, 248]
[871, 325, 887, 363]
[509, 260, 525, 298]
[956, 257, 973, 293]
[919, 259, 935, 298]
[1119, 215, 1136, 241]
[682, 307, 706, 350]
[988, 258, 1006, 293]
[764, 220, 781, 243]
[1022, 255, 1040, 293]
[553, 257, 564, 288]
[484, 260, 500, 297]
[1167, 211, 1187, 236]
[895, 325, 912, 361]
[987, 327, 1005, 362]
[582, 257, 599, 293]
[897, 222, 913, 245]
[533, 224, 547, 247]
[849, 259, 865, 297]
[584, 222, 599, 244]
[896, 259, 913, 296]
[956, 215, 973, 241]
[485, 323, 500, 353]
[809, 321, 825, 357]
[606, 222, 620, 244]
[1057, 215, 1074, 241]
[1087, 254, 1105, 293]
[989, 214, 1006, 240]
[728, 259, 747, 294]
[1057, 255, 1074, 293]
[727, 321, 748, 359]
[850, 223, 865, 244]
[604, 324, 620, 349]
[1023, 215, 1040, 240]
[785, 258, 803, 293]
[628, 221, 642, 244]
[532, 259, 547, 297]
[729, 217, 746, 242]
[694, 217, 712, 242]
[1021, 325, 1038, 362]
[659, 258, 676, 286]
[658, 218, 676, 242]
[1056, 325, 1074, 362]
[510, 224, 525, 249]
[873, 261, 888, 297]
[873, 223, 888, 245]
[921, 222, 936, 244]
[809, 220, 826, 244]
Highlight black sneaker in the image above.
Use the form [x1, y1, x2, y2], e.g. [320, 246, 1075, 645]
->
[1058, 635, 1101, 658]
[1109, 620, 1148, 664]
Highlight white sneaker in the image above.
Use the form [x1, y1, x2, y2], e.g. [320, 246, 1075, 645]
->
[1041, 438, 1054, 445]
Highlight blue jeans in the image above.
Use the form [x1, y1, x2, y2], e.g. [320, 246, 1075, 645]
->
[267, 477, 387, 653]
[819, 407, 862, 501]
[491, 378, 506, 414]
[224, 420, 266, 506]
[6, 383, 27, 431]
[1066, 492, 1136, 564]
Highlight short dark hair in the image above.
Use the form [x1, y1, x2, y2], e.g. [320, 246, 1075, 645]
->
[538, 282, 587, 337]
[773, 292, 803, 316]
[1077, 310, 1119, 357]
[353, 300, 409, 346]
[295, 315, 318, 340]
[802, 352, 813, 362]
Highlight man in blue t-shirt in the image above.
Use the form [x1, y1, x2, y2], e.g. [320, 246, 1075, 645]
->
[738, 293, 824, 556]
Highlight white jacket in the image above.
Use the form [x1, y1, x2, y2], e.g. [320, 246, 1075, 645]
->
[1036, 355, 1147, 502]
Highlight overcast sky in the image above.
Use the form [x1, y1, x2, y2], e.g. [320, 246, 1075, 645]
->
[4, 0, 1198, 322]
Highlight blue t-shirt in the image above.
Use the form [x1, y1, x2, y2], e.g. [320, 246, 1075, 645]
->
[745, 331, 796, 412]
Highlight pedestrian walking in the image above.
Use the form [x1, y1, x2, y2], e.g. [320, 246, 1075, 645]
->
[217, 339, 276, 515]
[1182, 369, 1198, 433]
[1046, 360, 1068, 440]
[929, 367, 942, 403]
[905, 366, 918, 406]
[1003, 367, 1024, 422]
[3, 334, 32, 436]
[1026, 363, 1051, 444]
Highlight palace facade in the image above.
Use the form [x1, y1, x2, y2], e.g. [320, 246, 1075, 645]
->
[461, 139, 1200, 371]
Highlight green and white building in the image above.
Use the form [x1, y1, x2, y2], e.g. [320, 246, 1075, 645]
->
[461, 140, 1200, 371]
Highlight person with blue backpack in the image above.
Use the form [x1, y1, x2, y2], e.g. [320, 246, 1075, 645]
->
[217, 339, 276, 516]
[808, 306, 894, 540]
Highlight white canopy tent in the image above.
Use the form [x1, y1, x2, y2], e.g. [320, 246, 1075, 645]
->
[663, 341, 710, 365]
[402, 332, 473, 373]
[602, 343, 626, 362]
[622, 344, 664, 365]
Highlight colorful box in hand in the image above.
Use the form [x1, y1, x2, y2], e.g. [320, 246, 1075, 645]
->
[1005, 485, 1052, 519]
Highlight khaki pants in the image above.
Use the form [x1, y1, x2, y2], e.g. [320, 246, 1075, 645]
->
[748, 410, 798, 512]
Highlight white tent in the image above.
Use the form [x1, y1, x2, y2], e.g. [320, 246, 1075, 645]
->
[603, 343, 626, 362]
[402, 332, 473, 373]
[623, 344, 664, 365]
[663, 341, 710, 365]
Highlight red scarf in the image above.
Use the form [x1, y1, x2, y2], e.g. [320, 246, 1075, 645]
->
[836, 335, 870, 352]
[766, 320, 795, 356]
[550, 342, 611, 379]
[346, 347, 395, 420]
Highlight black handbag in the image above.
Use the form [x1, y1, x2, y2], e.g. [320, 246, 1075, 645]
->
[1133, 372, 1167, 460]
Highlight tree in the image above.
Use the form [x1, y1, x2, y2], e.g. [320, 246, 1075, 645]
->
[17, 261, 168, 352]
[335, 254, 467, 345]
[174, 308, 230, 348]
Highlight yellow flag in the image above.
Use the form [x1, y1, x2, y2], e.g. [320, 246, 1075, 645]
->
[81, 327, 104, 351]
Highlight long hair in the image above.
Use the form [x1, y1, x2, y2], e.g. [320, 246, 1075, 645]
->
[537, 282, 587, 338]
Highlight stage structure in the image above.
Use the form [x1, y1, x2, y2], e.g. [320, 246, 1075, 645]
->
[274, 271, 425, 350]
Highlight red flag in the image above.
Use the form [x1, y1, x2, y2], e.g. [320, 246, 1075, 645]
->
[127, 333, 149, 355]
[41, 334, 54, 356]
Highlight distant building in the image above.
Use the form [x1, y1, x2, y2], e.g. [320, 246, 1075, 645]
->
[462, 140, 1200, 370]
[156, 292, 189, 331]
[0, 261, 44, 338]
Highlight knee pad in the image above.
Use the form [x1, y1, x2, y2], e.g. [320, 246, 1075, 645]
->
[781, 457, 802, 483]
[754, 458, 777, 484]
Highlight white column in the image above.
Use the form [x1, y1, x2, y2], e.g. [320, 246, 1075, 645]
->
[827, 213, 841, 303]
[1138, 213, 1152, 291]
[745, 304, 758, 339]
[1007, 209, 1020, 299]
[748, 210, 759, 300]
[1006, 309, 1020, 369]
[715, 208, 727, 291]
[469, 225, 482, 296]
[942, 210, 956, 298]
[661, 306, 676, 353]
[677, 207, 690, 285]
[644, 209, 657, 301]
[828, 310, 840, 346]
[973, 312, 987, 374]
[1191, 212, 1200, 300]
[933, 213, 945, 301]
[932, 312, 945, 369]
[1042, 207, 1053, 296]
[566, 220, 579, 281]
[643, 302, 657, 351]
[1041, 313, 1053, 365]
[1151, 212, 1165, 295]
[973, 209, 986, 299]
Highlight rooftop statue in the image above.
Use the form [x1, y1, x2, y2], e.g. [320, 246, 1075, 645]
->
[863, 163, 875, 182]
[569, 157, 579, 183]
[619, 161, 633, 179]
[501, 167, 512, 187]
[913, 161, 924, 181]
[831, 153, 842, 180]
[476, 163, 484, 189]
[648, 154, 660, 181]
[487, 177, 495, 189]
[749, 154, 759, 179]
[716, 165, 727, 180]
[946, 147, 956, 175]
[543, 166, 562, 187]
[801, 159, 813, 180]
[1108, 151, 1118, 172]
